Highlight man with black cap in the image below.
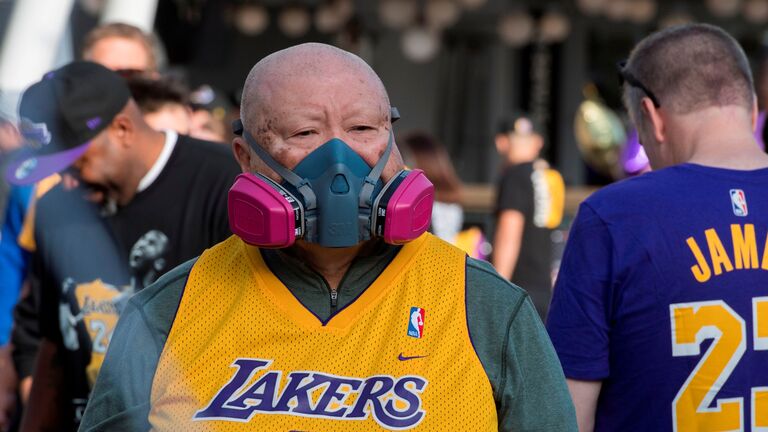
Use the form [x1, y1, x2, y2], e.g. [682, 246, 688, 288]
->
[492, 114, 564, 320]
[5, 61, 239, 431]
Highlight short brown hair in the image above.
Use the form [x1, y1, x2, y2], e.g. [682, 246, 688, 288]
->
[623, 23, 754, 123]
[81, 23, 160, 72]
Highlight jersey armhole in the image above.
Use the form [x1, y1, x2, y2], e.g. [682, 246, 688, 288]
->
[464, 255, 520, 404]
[145, 260, 195, 403]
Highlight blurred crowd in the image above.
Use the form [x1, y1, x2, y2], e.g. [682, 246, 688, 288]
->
[2, 9, 768, 432]
[0, 23, 241, 431]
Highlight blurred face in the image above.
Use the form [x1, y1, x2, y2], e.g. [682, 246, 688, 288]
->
[72, 127, 126, 194]
[129, 230, 168, 266]
[87, 37, 152, 72]
[235, 67, 403, 183]
[190, 110, 227, 143]
[0, 122, 22, 153]
[495, 131, 542, 164]
[143, 104, 192, 135]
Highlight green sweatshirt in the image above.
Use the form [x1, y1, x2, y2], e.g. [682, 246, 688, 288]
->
[79, 242, 576, 432]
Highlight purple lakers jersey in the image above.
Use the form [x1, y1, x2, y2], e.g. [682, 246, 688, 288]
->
[547, 164, 768, 431]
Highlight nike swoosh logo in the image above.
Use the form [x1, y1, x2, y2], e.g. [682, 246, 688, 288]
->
[398, 353, 428, 361]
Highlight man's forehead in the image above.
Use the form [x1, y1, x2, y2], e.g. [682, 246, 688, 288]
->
[89, 37, 151, 69]
[242, 43, 389, 128]
[269, 71, 377, 99]
[253, 73, 385, 116]
[268, 99, 385, 118]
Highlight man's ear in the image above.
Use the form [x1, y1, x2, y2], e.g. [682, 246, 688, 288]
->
[494, 134, 509, 155]
[111, 113, 134, 147]
[231, 137, 252, 173]
[641, 98, 665, 144]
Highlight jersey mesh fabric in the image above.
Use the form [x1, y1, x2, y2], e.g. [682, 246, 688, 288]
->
[149, 234, 497, 431]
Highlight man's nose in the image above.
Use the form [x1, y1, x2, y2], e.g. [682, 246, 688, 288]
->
[72, 156, 85, 170]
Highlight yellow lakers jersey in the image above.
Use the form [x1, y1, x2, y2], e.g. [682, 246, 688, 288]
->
[150, 234, 497, 431]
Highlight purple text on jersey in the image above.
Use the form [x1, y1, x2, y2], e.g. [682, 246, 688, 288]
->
[194, 358, 428, 430]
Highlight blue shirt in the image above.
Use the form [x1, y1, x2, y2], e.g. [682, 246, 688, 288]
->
[0, 184, 32, 346]
[547, 163, 768, 432]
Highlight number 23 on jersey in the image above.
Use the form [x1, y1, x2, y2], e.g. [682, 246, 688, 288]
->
[670, 298, 768, 431]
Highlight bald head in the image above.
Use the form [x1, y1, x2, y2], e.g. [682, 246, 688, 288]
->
[232, 42, 404, 187]
[241, 43, 390, 133]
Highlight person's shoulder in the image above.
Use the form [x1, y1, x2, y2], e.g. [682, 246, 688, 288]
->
[174, 135, 240, 173]
[35, 183, 98, 228]
[582, 166, 687, 217]
[34, 183, 66, 210]
[176, 134, 234, 159]
[466, 257, 529, 311]
[464, 256, 550, 403]
[168, 136, 240, 187]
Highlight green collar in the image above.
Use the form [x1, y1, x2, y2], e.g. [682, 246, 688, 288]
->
[260, 241, 401, 321]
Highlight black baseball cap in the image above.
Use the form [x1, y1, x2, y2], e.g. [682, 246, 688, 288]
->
[5, 61, 131, 185]
[497, 111, 542, 136]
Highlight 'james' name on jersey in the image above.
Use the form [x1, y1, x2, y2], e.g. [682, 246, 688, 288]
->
[686, 223, 768, 283]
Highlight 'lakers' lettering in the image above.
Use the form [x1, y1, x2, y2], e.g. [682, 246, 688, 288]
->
[194, 358, 428, 430]
[80, 296, 119, 315]
[687, 224, 768, 283]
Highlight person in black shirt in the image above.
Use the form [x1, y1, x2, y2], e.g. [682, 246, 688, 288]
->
[492, 114, 564, 320]
[5, 61, 239, 431]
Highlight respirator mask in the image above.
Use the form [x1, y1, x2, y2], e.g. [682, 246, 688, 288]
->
[228, 108, 434, 248]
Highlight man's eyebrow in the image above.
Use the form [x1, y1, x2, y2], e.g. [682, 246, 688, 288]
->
[341, 104, 389, 119]
[283, 106, 327, 121]
[260, 110, 323, 132]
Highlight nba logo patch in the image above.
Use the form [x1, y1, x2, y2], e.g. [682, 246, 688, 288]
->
[730, 189, 748, 217]
[407, 307, 425, 338]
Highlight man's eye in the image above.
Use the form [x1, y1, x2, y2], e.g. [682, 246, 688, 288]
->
[293, 130, 315, 137]
[350, 125, 374, 132]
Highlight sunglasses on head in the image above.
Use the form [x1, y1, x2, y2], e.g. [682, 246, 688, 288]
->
[617, 59, 661, 108]
[114, 69, 151, 80]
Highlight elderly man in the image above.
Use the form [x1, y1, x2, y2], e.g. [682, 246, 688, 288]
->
[547, 24, 768, 431]
[80, 43, 575, 431]
[5, 61, 239, 431]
